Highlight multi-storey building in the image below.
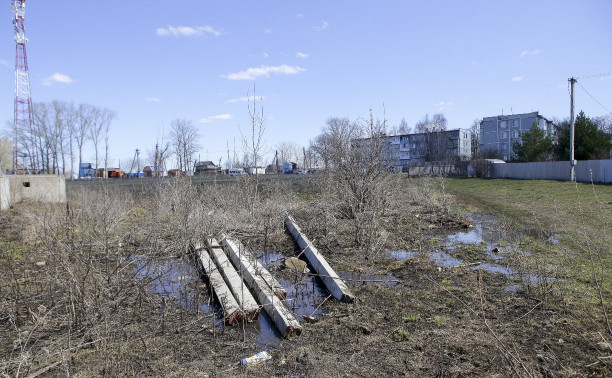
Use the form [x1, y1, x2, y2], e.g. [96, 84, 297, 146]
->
[480, 111, 555, 161]
[387, 129, 471, 168]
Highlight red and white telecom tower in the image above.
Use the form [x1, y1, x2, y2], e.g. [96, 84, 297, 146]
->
[12, 0, 33, 172]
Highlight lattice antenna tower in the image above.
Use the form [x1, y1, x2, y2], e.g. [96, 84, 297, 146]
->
[12, 0, 33, 172]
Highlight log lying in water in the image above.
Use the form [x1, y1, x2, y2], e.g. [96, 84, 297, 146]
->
[193, 243, 242, 325]
[207, 238, 260, 322]
[221, 235, 301, 337]
[285, 215, 355, 303]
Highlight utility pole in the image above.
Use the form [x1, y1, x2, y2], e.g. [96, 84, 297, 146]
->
[569, 77, 576, 181]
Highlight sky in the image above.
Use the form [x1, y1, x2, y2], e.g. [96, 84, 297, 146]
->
[1, 0, 611, 169]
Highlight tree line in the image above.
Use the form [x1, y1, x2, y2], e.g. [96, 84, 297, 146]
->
[3, 101, 115, 176]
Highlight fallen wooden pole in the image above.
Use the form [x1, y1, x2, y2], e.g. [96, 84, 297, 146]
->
[193, 243, 243, 326]
[207, 238, 260, 322]
[285, 215, 355, 303]
[221, 235, 302, 337]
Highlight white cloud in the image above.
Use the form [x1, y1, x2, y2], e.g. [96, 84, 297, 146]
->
[314, 20, 329, 31]
[520, 49, 540, 58]
[157, 25, 221, 37]
[199, 114, 233, 123]
[146, 97, 161, 102]
[434, 101, 455, 110]
[226, 95, 266, 104]
[0, 60, 9, 67]
[224, 64, 306, 80]
[42, 72, 75, 86]
[262, 52, 269, 58]
[512, 76, 523, 82]
[296, 52, 309, 59]
[264, 28, 272, 34]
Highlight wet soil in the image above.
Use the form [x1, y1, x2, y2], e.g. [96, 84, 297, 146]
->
[1, 200, 610, 376]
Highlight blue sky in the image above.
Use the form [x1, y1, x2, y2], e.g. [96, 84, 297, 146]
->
[1, 0, 611, 168]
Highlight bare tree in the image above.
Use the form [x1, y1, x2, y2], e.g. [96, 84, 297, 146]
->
[89, 107, 104, 176]
[470, 118, 481, 158]
[275, 141, 300, 165]
[76, 104, 93, 179]
[169, 119, 200, 174]
[239, 85, 267, 216]
[315, 111, 396, 249]
[415, 113, 447, 133]
[64, 102, 78, 179]
[102, 109, 117, 175]
[240, 86, 267, 170]
[0, 137, 12, 172]
[398, 117, 411, 135]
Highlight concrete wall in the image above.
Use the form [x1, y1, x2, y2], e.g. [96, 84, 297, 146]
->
[0, 175, 9, 210]
[490, 160, 612, 183]
[8, 175, 67, 204]
[403, 161, 469, 177]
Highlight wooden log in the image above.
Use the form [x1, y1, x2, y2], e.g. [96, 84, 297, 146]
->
[193, 243, 242, 325]
[207, 238, 260, 322]
[285, 215, 355, 303]
[221, 235, 302, 338]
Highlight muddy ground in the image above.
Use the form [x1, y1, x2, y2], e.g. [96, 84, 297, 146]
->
[1, 178, 610, 377]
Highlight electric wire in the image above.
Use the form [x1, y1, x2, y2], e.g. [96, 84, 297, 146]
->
[576, 82, 612, 115]
[575, 73, 612, 80]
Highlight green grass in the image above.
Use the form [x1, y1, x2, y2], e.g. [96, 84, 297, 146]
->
[402, 315, 419, 323]
[444, 178, 612, 313]
[445, 179, 611, 244]
[395, 328, 411, 341]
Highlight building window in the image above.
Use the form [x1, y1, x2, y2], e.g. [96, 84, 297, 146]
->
[499, 120, 507, 129]
[513, 119, 520, 127]
[501, 143, 508, 152]
[500, 131, 508, 139]
[512, 130, 519, 138]
[23, 182, 30, 188]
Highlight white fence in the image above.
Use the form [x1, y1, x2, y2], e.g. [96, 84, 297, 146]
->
[490, 160, 612, 183]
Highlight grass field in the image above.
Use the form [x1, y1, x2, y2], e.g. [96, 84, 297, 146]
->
[446, 178, 612, 330]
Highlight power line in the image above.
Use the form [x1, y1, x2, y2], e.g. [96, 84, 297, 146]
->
[575, 73, 612, 80]
[576, 81, 612, 115]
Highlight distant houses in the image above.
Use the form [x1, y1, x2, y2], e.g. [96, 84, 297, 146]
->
[194, 161, 220, 175]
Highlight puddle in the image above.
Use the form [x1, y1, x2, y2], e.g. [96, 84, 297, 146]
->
[444, 213, 512, 252]
[132, 256, 214, 313]
[338, 271, 400, 287]
[389, 250, 417, 260]
[254, 250, 330, 350]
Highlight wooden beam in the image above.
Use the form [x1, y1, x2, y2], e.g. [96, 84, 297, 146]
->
[285, 215, 355, 303]
[193, 243, 243, 325]
[207, 239, 260, 322]
[221, 235, 302, 338]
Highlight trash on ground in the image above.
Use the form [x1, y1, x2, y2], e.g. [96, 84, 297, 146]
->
[241, 351, 272, 365]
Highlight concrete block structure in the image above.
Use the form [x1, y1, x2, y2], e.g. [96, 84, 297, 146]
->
[8, 175, 66, 205]
[0, 174, 9, 210]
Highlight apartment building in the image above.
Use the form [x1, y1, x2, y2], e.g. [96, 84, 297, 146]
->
[480, 111, 555, 161]
[388, 129, 471, 168]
